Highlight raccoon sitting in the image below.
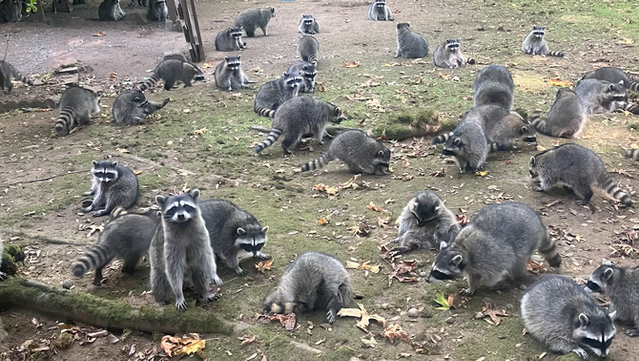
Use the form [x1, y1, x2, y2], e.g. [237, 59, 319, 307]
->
[72, 209, 160, 285]
[263, 252, 351, 324]
[367, 0, 392, 21]
[521, 25, 564, 57]
[300, 130, 391, 175]
[54, 86, 101, 136]
[0, 61, 32, 93]
[429, 202, 561, 295]
[433, 119, 488, 174]
[255, 96, 344, 155]
[522, 275, 616, 359]
[147, 0, 167, 21]
[199, 199, 269, 275]
[529, 143, 632, 208]
[298, 15, 319, 35]
[464, 104, 537, 151]
[253, 72, 302, 118]
[473, 64, 515, 110]
[395, 23, 429, 59]
[286, 61, 316, 93]
[0, 0, 21, 22]
[215, 25, 246, 52]
[98, 0, 125, 21]
[391, 191, 460, 255]
[138, 59, 205, 92]
[214, 55, 253, 92]
[574, 78, 627, 114]
[235, 7, 275, 37]
[581, 66, 639, 93]
[433, 39, 474, 69]
[112, 90, 169, 125]
[529, 88, 586, 138]
[83, 160, 140, 217]
[297, 35, 319, 66]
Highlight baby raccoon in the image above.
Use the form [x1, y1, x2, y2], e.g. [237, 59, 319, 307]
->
[574, 78, 627, 114]
[298, 15, 320, 35]
[98, 0, 125, 21]
[428, 202, 561, 295]
[433, 39, 474, 69]
[391, 191, 460, 255]
[214, 55, 252, 92]
[297, 35, 319, 66]
[581, 66, 639, 93]
[521, 25, 564, 57]
[54, 86, 101, 136]
[199, 199, 269, 275]
[263, 252, 351, 324]
[83, 160, 140, 217]
[529, 143, 632, 208]
[0, 0, 21, 22]
[434, 119, 488, 174]
[138, 59, 205, 92]
[464, 104, 537, 151]
[300, 129, 391, 175]
[72, 209, 160, 285]
[215, 25, 246, 52]
[286, 61, 316, 93]
[473, 64, 515, 110]
[529, 88, 586, 138]
[147, 0, 167, 21]
[253, 72, 302, 118]
[522, 275, 616, 359]
[112, 90, 170, 125]
[235, 7, 274, 37]
[367, 0, 392, 21]
[0, 61, 32, 93]
[255, 96, 344, 155]
[395, 23, 429, 59]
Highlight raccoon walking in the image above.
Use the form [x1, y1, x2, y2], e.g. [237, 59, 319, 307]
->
[395, 23, 429, 59]
[215, 25, 246, 52]
[521, 26, 564, 57]
[529, 88, 586, 138]
[301, 130, 391, 175]
[83, 160, 140, 217]
[521, 275, 616, 359]
[367, 0, 393, 21]
[581, 66, 639, 93]
[297, 35, 319, 66]
[433, 39, 474, 68]
[199, 199, 270, 275]
[214, 56, 253, 92]
[286, 62, 316, 93]
[0, 0, 21, 22]
[112, 90, 170, 125]
[147, 0, 167, 21]
[253, 72, 302, 118]
[150, 190, 223, 309]
[138, 59, 205, 92]
[72, 209, 160, 285]
[98, 0, 125, 21]
[391, 191, 460, 254]
[433, 119, 488, 174]
[464, 104, 537, 151]
[263, 252, 351, 324]
[574, 78, 627, 114]
[473, 64, 515, 110]
[0, 61, 32, 93]
[255, 96, 343, 155]
[235, 7, 274, 37]
[54, 86, 101, 136]
[298, 15, 320, 35]
[428, 202, 561, 295]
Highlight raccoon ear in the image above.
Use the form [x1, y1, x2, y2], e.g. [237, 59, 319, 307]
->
[434, 205, 440, 213]
[451, 254, 463, 266]
[618, 80, 625, 87]
[237, 55, 241, 60]
[602, 267, 614, 281]
[156, 210, 162, 218]
[92, 160, 98, 167]
[333, 107, 341, 116]
[225, 56, 229, 61]
[155, 195, 166, 207]
[608, 310, 617, 320]
[608, 84, 615, 92]
[377, 150, 385, 158]
[453, 138, 461, 146]
[190, 189, 200, 201]
[522, 125, 528, 133]
[261, 226, 269, 234]
[283, 72, 288, 77]
[237, 227, 246, 235]
[439, 241, 448, 250]
[112, 161, 118, 167]
[578, 313, 590, 326]
[530, 156, 536, 166]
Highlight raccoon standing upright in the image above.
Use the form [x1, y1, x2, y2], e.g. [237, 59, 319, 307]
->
[147, 0, 167, 21]
[473, 64, 515, 110]
[391, 191, 460, 255]
[253, 72, 302, 118]
[0, 61, 32, 93]
[83, 160, 140, 217]
[464, 104, 537, 151]
[395, 23, 429, 59]
[150, 190, 223, 309]
[433, 39, 474, 68]
[428, 202, 561, 295]
[298, 15, 320, 35]
[235, 7, 275, 37]
[522, 275, 616, 359]
[575, 78, 627, 114]
[521, 26, 564, 57]
[199, 199, 270, 275]
[255, 96, 343, 155]
[300, 130, 391, 175]
[529, 143, 632, 208]
[98, 0, 125, 21]
[0, 0, 21, 22]
[214, 55, 253, 92]
[286, 61, 316, 93]
[263, 252, 351, 324]
[112, 90, 170, 125]
[433, 119, 488, 174]
[138, 59, 205, 92]
[529, 88, 587, 138]
[297, 35, 319, 66]
[215, 25, 246, 52]
[367, 0, 393, 21]
[54, 86, 101, 136]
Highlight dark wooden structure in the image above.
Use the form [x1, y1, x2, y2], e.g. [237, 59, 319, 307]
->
[166, 0, 205, 62]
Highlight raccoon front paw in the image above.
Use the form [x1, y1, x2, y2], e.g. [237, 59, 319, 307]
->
[624, 329, 639, 337]
[0, 271, 6, 281]
[533, 186, 543, 192]
[326, 310, 336, 324]
[571, 347, 589, 359]
[256, 252, 271, 260]
[235, 267, 247, 276]
[84, 205, 94, 213]
[82, 191, 94, 196]
[212, 275, 223, 286]
[175, 299, 187, 310]
[93, 209, 109, 217]
[460, 287, 476, 296]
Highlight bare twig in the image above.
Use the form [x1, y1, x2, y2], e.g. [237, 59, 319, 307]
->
[3, 230, 85, 245]
[117, 154, 196, 175]
[5, 169, 89, 187]
[250, 125, 272, 133]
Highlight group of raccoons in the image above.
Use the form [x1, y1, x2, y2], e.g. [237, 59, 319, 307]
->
[1, 0, 639, 359]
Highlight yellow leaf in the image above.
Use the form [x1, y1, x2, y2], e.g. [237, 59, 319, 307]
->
[319, 217, 328, 225]
[326, 186, 339, 195]
[193, 127, 207, 135]
[345, 260, 360, 269]
[474, 171, 488, 177]
[201, 62, 214, 69]
[255, 259, 273, 273]
[176, 339, 206, 356]
[547, 77, 573, 87]
[343, 61, 360, 68]
[434, 292, 449, 310]
[367, 202, 382, 212]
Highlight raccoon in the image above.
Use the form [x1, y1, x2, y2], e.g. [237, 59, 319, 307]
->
[262, 252, 351, 324]
[253, 72, 302, 118]
[367, 0, 393, 21]
[286, 61, 316, 93]
[138, 59, 205, 92]
[298, 15, 320, 35]
[150, 190, 223, 309]
[235, 7, 275, 37]
[428, 202, 561, 295]
[147, 0, 167, 21]
[300, 130, 391, 175]
[297, 35, 319, 66]
[394, 23, 429, 59]
[529, 88, 587, 138]
[112, 90, 170, 125]
[585, 264, 639, 337]
[162, 53, 188, 62]
[0, 61, 32, 93]
[625, 149, 639, 161]
[434, 120, 488, 174]
[215, 25, 246, 52]
[464, 104, 537, 151]
[521, 275, 616, 359]
[54, 86, 101, 136]
[574, 78, 627, 114]
[199, 199, 270, 276]
[581, 66, 639, 93]
[0, 232, 5, 280]
[521, 25, 564, 57]
[72, 210, 160, 285]
[214, 55, 252, 92]
[433, 39, 474, 68]
[0, 0, 21, 23]
[255, 97, 344, 155]
[391, 191, 460, 255]
[83, 160, 140, 217]
[529, 143, 632, 207]
[473, 64, 515, 110]
[98, 0, 125, 21]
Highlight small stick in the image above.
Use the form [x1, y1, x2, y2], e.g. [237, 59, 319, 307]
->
[5, 169, 88, 187]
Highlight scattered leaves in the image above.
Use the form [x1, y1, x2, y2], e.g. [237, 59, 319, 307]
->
[201, 62, 214, 69]
[319, 217, 329, 225]
[343, 61, 360, 68]
[193, 128, 207, 135]
[526, 259, 547, 274]
[474, 171, 488, 177]
[383, 324, 411, 344]
[367, 202, 382, 212]
[256, 313, 296, 331]
[338, 303, 386, 332]
[238, 334, 257, 346]
[255, 260, 273, 273]
[388, 260, 419, 286]
[547, 77, 572, 87]
[349, 219, 372, 237]
[314, 183, 340, 196]
[360, 336, 378, 348]
[92, 32, 105, 37]
[479, 303, 510, 325]
[455, 214, 470, 226]
[160, 334, 205, 358]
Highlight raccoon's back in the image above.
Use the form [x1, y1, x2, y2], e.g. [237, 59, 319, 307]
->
[272, 96, 322, 128]
[199, 199, 258, 242]
[538, 144, 605, 181]
[100, 212, 160, 253]
[155, 59, 184, 78]
[398, 31, 428, 58]
[284, 252, 351, 294]
[582, 67, 630, 84]
[59, 87, 98, 109]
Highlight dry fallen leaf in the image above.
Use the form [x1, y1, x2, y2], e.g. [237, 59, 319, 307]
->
[161, 334, 205, 357]
[343, 61, 360, 68]
[388, 260, 418, 286]
[239, 334, 257, 346]
[319, 217, 329, 225]
[383, 324, 411, 344]
[367, 202, 382, 212]
[256, 313, 296, 331]
[455, 214, 470, 226]
[526, 258, 547, 274]
[474, 171, 489, 177]
[480, 303, 509, 325]
[255, 260, 273, 273]
[201, 62, 214, 69]
[337, 303, 386, 332]
[193, 128, 207, 135]
[547, 77, 573, 87]
[92, 32, 105, 37]
[345, 260, 360, 269]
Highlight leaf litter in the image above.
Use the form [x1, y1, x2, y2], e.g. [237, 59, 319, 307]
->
[338, 303, 386, 332]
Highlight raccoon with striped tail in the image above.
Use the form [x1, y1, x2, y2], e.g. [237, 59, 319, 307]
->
[255, 96, 344, 155]
[428, 202, 561, 295]
[287, 61, 316, 93]
[215, 25, 246, 52]
[521, 26, 564, 57]
[581, 66, 639, 93]
[72, 208, 160, 285]
[464, 104, 537, 151]
[54, 86, 101, 136]
[529, 143, 632, 210]
[235, 7, 274, 37]
[138, 59, 205, 92]
[112, 90, 170, 125]
[473, 64, 515, 110]
[0, 61, 32, 93]
[528, 88, 586, 138]
[214, 55, 253, 92]
[367, 0, 393, 21]
[263, 252, 351, 324]
[83, 160, 140, 217]
[575, 78, 627, 114]
[301, 130, 391, 175]
[433, 119, 488, 174]
[253, 72, 302, 118]
[395, 23, 428, 59]
[298, 15, 320, 35]
[433, 39, 475, 68]
[297, 35, 319, 66]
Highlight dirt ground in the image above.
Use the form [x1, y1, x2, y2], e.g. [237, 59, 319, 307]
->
[1, 0, 639, 360]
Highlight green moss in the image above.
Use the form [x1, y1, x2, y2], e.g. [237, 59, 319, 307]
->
[324, 346, 355, 360]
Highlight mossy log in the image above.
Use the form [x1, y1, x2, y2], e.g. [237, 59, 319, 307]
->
[371, 109, 441, 140]
[0, 278, 234, 335]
